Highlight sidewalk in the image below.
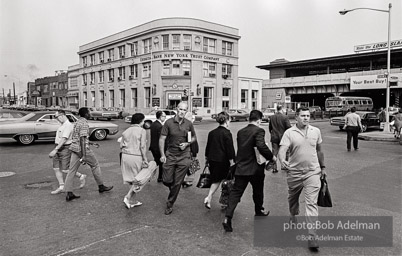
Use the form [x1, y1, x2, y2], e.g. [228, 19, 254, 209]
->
[358, 131, 401, 142]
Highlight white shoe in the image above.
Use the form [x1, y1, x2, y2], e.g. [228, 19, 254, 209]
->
[51, 186, 64, 195]
[79, 174, 87, 189]
[123, 197, 132, 209]
[132, 201, 143, 207]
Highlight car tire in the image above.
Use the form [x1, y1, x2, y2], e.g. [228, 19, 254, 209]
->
[17, 134, 35, 145]
[339, 126, 344, 130]
[107, 118, 111, 121]
[93, 117, 97, 121]
[231, 117, 235, 121]
[91, 129, 107, 141]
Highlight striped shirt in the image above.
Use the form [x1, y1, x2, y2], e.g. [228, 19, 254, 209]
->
[69, 117, 90, 153]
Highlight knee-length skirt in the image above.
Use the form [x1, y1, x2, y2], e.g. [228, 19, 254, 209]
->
[121, 153, 142, 184]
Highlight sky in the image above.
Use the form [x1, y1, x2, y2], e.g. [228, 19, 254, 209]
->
[1, 0, 401, 95]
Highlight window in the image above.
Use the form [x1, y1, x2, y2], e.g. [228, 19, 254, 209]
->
[118, 67, 125, 80]
[99, 71, 104, 83]
[91, 91, 95, 106]
[172, 60, 180, 75]
[204, 87, 213, 108]
[223, 88, 230, 97]
[203, 37, 216, 53]
[109, 90, 114, 107]
[99, 51, 104, 63]
[83, 92, 87, 106]
[222, 64, 232, 78]
[162, 60, 170, 75]
[100, 90, 104, 107]
[129, 65, 138, 78]
[82, 74, 87, 85]
[203, 62, 216, 77]
[222, 41, 233, 56]
[90, 54, 95, 65]
[172, 34, 180, 50]
[82, 56, 87, 66]
[131, 88, 137, 108]
[144, 87, 151, 108]
[108, 69, 114, 82]
[252, 90, 258, 110]
[108, 49, 114, 61]
[120, 89, 125, 107]
[182, 60, 191, 76]
[143, 38, 151, 54]
[130, 42, 138, 56]
[142, 62, 150, 78]
[222, 100, 229, 111]
[90, 72, 95, 84]
[183, 34, 191, 50]
[162, 35, 169, 50]
[118, 45, 126, 58]
[241, 89, 248, 106]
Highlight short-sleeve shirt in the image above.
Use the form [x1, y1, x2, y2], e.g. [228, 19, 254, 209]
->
[345, 113, 361, 127]
[69, 117, 90, 153]
[161, 115, 196, 154]
[280, 125, 322, 172]
[55, 120, 74, 145]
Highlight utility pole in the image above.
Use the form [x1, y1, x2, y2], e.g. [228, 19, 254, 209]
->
[13, 82, 16, 105]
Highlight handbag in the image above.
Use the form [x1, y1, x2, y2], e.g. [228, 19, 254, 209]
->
[196, 165, 212, 188]
[317, 177, 333, 207]
[219, 164, 236, 205]
[254, 143, 270, 165]
[187, 158, 201, 175]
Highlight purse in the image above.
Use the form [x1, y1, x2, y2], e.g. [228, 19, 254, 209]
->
[219, 164, 236, 205]
[317, 177, 333, 207]
[187, 158, 201, 175]
[196, 165, 212, 188]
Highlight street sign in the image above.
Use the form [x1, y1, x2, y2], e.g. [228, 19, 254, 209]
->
[284, 96, 291, 103]
[377, 74, 386, 79]
[152, 98, 160, 107]
[389, 76, 398, 82]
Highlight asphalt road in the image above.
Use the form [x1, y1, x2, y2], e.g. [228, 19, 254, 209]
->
[0, 118, 401, 256]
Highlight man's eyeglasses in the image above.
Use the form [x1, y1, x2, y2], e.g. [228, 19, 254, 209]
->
[178, 108, 187, 111]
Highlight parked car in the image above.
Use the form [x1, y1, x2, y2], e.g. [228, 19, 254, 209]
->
[262, 108, 276, 122]
[330, 111, 382, 132]
[284, 108, 296, 119]
[125, 109, 177, 126]
[0, 109, 28, 122]
[0, 111, 118, 145]
[212, 109, 249, 122]
[89, 107, 119, 121]
[309, 106, 322, 112]
[192, 110, 203, 122]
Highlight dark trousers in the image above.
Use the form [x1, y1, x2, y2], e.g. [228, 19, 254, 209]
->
[162, 151, 191, 207]
[151, 149, 163, 180]
[346, 126, 359, 150]
[225, 174, 265, 219]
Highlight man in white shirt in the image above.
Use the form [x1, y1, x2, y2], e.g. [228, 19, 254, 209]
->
[48, 110, 86, 194]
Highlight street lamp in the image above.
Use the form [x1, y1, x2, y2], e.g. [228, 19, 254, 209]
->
[339, 3, 392, 132]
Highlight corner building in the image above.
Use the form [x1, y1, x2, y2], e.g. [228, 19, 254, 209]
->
[76, 18, 240, 115]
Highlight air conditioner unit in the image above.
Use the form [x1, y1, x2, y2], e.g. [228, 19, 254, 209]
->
[184, 71, 190, 76]
[118, 77, 122, 81]
[100, 60, 104, 63]
[184, 46, 190, 51]
[83, 82, 87, 85]
[129, 75, 134, 80]
[222, 74, 228, 79]
[83, 63, 87, 67]
[90, 81, 94, 84]
[121, 55, 125, 58]
[109, 78, 114, 82]
[107, 58, 111, 62]
[209, 73, 216, 78]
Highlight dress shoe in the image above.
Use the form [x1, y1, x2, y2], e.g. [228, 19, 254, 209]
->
[99, 184, 113, 193]
[132, 201, 143, 207]
[347, 148, 351, 152]
[354, 148, 359, 151]
[66, 193, 80, 202]
[51, 186, 64, 195]
[204, 197, 211, 209]
[222, 218, 233, 232]
[182, 182, 193, 188]
[308, 236, 319, 250]
[255, 210, 270, 216]
[165, 206, 173, 215]
[79, 174, 87, 189]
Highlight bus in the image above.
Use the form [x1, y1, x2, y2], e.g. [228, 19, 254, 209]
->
[325, 96, 373, 111]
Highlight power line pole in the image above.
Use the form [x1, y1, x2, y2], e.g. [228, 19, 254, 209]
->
[13, 82, 16, 105]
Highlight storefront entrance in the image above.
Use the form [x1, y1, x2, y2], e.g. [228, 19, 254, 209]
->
[168, 99, 180, 109]
[167, 92, 182, 109]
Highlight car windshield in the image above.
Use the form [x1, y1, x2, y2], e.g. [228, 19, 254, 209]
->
[263, 109, 275, 113]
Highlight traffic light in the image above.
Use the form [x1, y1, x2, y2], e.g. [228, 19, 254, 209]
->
[184, 88, 188, 96]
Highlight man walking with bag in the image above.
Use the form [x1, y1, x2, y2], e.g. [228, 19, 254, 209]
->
[278, 107, 326, 250]
[64, 107, 113, 201]
[159, 102, 197, 215]
[222, 110, 275, 232]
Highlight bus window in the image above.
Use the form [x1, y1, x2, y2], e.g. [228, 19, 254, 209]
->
[354, 100, 359, 105]
[348, 100, 353, 105]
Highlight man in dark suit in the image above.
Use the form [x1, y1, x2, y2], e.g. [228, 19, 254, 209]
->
[149, 111, 166, 182]
[223, 110, 276, 232]
[269, 105, 292, 173]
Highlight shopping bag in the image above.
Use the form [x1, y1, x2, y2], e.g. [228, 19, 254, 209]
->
[219, 164, 236, 205]
[254, 143, 270, 165]
[132, 161, 158, 192]
[196, 165, 212, 188]
[317, 177, 333, 207]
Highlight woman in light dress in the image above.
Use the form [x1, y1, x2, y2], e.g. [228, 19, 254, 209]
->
[120, 113, 149, 208]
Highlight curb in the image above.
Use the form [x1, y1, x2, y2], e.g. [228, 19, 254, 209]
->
[358, 134, 400, 142]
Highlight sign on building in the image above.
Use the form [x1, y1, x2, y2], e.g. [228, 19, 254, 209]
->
[284, 96, 291, 103]
[152, 97, 160, 107]
[350, 73, 402, 89]
[192, 98, 202, 107]
[354, 39, 402, 52]
[275, 92, 282, 100]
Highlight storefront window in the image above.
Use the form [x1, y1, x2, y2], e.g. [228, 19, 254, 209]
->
[204, 87, 213, 108]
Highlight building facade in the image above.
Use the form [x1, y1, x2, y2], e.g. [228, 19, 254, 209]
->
[75, 18, 240, 115]
[238, 77, 262, 110]
[33, 73, 69, 107]
[257, 48, 402, 110]
[67, 64, 80, 109]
